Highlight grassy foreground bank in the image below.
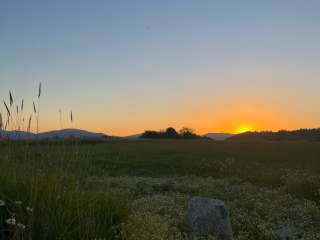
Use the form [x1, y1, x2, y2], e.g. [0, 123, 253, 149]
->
[0, 139, 319, 239]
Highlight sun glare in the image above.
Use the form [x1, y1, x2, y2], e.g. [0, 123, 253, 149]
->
[235, 124, 254, 134]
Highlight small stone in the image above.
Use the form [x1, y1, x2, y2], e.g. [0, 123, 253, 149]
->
[187, 197, 233, 240]
[272, 226, 304, 239]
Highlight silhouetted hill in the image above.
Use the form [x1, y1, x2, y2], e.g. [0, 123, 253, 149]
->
[204, 133, 234, 141]
[124, 133, 142, 140]
[0, 129, 106, 140]
[228, 128, 320, 141]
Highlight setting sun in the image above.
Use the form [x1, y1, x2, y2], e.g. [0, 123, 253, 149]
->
[235, 124, 254, 134]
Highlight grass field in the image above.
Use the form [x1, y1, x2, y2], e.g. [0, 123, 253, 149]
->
[0, 139, 319, 239]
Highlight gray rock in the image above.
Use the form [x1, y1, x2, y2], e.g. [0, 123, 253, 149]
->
[187, 197, 233, 240]
[272, 226, 304, 239]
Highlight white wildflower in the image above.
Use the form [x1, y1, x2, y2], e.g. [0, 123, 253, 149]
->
[6, 218, 16, 226]
[0, 200, 5, 207]
[17, 223, 26, 230]
[26, 207, 33, 213]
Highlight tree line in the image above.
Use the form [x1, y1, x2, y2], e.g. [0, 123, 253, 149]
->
[228, 128, 320, 141]
[141, 127, 203, 139]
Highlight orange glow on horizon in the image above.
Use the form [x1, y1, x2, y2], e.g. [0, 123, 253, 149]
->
[35, 101, 315, 136]
[234, 124, 255, 134]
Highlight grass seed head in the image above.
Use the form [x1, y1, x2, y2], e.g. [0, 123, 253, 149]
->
[21, 99, 24, 112]
[9, 91, 14, 107]
[38, 82, 42, 98]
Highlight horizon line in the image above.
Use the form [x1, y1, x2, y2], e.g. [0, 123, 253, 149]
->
[1, 127, 320, 137]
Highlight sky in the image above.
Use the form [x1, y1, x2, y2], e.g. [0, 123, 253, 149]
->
[1, 0, 320, 136]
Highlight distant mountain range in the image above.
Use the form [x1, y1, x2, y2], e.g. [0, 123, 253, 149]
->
[4, 129, 316, 142]
[124, 133, 142, 139]
[0, 129, 106, 140]
[203, 133, 235, 141]
[1, 129, 236, 141]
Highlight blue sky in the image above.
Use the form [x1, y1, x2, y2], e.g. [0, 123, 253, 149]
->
[1, 0, 320, 135]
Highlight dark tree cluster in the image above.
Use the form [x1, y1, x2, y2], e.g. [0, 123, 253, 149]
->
[141, 127, 202, 139]
[228, 128, 320, 141]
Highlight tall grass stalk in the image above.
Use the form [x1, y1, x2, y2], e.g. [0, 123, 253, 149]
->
[0, 113, 3, 134]
[36, 83, 41, 135]
[9, 91, 15, 131]
[3, 100, 11, 131]
[58, 109, 62, 129]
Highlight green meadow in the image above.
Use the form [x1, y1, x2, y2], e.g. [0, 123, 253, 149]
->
[0, 139, 320, 239]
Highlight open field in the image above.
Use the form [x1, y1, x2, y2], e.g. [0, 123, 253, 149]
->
[0, 139, 320, 239]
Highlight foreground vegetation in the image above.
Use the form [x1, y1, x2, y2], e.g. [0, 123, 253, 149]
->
[0, 139, 319, 239]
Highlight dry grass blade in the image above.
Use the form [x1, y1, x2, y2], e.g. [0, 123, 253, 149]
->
[9, 91, 14, 107]
[33, 102, 37, 114]
[16, 105, 19, 114]
[28, 115, 32, 132]
[70, 111, 73, 123]
[0, 113, 3, 129]
[3, 100, 10, 116]
[4, 118, 8, 130]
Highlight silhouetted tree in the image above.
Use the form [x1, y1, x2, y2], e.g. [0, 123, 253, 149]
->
[228, 128, 320, 141]
[141, 126, 203, 139]
[141, 130, 161, 138]
[179, 127, 198, 138]
[165, 127, 179, 138]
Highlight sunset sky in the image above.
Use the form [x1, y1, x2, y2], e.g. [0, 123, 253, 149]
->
[1, 0, 320, 136]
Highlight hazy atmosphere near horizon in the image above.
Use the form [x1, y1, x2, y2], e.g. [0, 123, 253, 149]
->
[1, 0, 320, 135]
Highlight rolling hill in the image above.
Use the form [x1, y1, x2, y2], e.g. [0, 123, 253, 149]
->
[0, 129, 106, 140]
[204, 133, 234, 141]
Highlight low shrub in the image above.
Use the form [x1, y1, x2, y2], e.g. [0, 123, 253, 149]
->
[281, 171, 320, 202]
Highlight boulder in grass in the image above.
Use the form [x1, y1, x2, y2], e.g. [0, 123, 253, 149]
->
[272, 226, 304, 239]
[187, 197, 233, 240]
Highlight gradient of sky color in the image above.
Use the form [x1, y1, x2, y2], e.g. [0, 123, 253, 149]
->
[1, 0, 320, 135]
